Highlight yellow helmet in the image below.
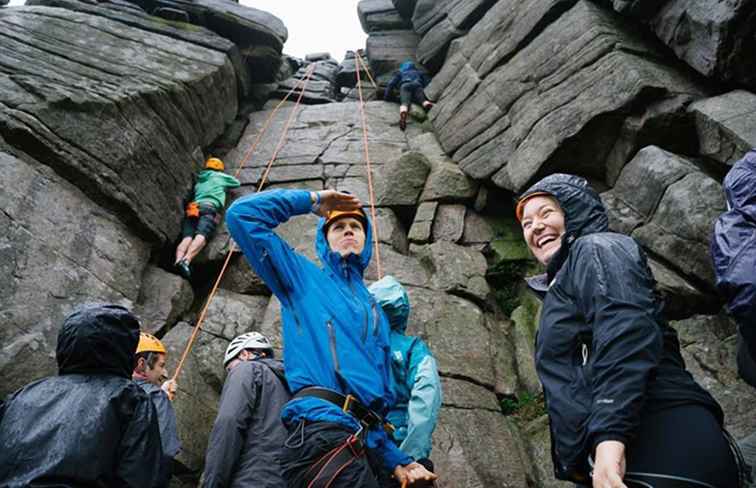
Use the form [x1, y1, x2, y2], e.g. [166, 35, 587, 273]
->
[324, 208, 367, 232]
[205, 157, 224, 171]
[137, 332, 166, 355]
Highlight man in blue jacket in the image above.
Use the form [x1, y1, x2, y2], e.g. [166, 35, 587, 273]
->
[384, 60, 433, 131]
[226, 189, 436, 487]
[369, 276, 442, 486]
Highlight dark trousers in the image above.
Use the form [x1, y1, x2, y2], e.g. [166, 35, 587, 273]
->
[399, 82, 427, 107]
[279, 421, 379, 488]
[577, 405, 740, 488]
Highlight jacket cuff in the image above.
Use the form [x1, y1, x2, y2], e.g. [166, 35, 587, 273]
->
[592, 433, 627, 454]
[289, 189, 316, 215]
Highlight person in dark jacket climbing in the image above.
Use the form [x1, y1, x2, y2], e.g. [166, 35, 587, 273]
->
[175, 157, 241, 279]
[384, 60, 433, 131]
[132, 332, 181, 481]
[225, 189, 436, 487]
[0, 303, 164, 488]
[369, 276, 442, 487]
[711, 149, 756, 487]
[202, 332, 291, 488]
[516, 174, 742, 488]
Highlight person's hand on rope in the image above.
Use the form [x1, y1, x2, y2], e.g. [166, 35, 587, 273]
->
[592, 440, 627, 488]
[161, 379, 177, 401]
[393, 461, 437, 486]
[310, 190, 362, 218]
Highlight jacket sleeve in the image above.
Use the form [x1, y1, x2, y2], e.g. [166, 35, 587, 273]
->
[221, 172, 241, 190]
[225, 189, 314, 299]
[384, 72, 401, 100]
[117, 389, 166, 488]
[400, 341, 442, 460]
[202, 365, 257, 488]
[569, 237, 663, 449]
[366, 423, 413, 472]
[150, 390, 181, 459]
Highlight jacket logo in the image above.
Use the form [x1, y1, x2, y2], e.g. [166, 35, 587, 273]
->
[596, 398, 614, 405]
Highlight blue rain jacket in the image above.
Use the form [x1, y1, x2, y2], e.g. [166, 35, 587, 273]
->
[384, 61, 430, 100]
[225, 189, 412, 471]
[712, 149, 756, 362]
[369, 276, 442, 461]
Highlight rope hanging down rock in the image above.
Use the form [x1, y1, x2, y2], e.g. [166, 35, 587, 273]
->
[354, 53, 383, 280]
[171, 64, 316, 388]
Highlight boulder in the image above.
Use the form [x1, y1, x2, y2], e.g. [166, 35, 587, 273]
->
[689, 90, 756, 167]
[120, 0, 287, 82]
[357, 0, 411, 33]
[162, 321, 223, 471]
[441, 377, 500, 411]
[365, 244, 430, 287]
[391, 0, 416, 20]
[602, 146, 699, 235]
[672, 314, 756, 439]
[375, 151, 431, 206]
[412, 0, 497, 71]
[510, 299, 542, 396]
[374, 207, 410, 254]
[0, 149, 148, 398]
[647, 258, 721, 320]
[609, 0, 756, 89]
[0, 5, 238, 243]
[408, 133, 477, 202]
[461, 210, 495, 247]
[273, 58, 341, 105]
[432, 408, 534, 488]
[408, 201, 438, 244]
[427, 1, 704, 191]
[523, 415, 563, 488]
[632, 171, 726, 288]
[365, 30, 420, 81]
[336, 50, 372, 89]
[413, 241, 491, 304]
[135, 266, 194, 335]
[406, 287, 495, 387]
[431, 204, 466, 243]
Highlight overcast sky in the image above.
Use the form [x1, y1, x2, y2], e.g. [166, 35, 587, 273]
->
[5, 0, 367, 62]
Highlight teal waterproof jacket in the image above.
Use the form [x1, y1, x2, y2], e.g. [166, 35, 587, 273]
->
[194, 170, 240, 209]
[225, 189, 412, 472]
[369, 276, 442, 461]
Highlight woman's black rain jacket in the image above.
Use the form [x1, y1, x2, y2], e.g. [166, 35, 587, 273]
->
[522, 174, 723, 483]
[0, 303, 164, 488]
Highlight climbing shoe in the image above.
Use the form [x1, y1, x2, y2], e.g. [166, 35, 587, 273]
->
[399, 111, 408, 131]
[176, 259, 191, 279]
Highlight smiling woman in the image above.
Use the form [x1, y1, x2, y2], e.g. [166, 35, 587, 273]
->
[515, 174, 743, 488]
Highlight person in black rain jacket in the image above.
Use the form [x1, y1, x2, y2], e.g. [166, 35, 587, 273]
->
[516, 174, 743, 488]
[0, 303, 164, 488]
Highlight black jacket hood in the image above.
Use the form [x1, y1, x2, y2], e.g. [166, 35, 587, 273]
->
[56, 303, 140, 378]
[519, 174, 608, 281]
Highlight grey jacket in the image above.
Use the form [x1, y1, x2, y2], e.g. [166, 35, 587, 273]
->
[135, 379, 182, 459]
[202, 358, 291, 488]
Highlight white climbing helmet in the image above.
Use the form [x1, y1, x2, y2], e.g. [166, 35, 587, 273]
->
[224, 331, 274, 367]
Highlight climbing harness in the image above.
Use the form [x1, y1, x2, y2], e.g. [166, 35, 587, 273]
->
[185, 201, 200, 218]
[171, 64, 316, 385]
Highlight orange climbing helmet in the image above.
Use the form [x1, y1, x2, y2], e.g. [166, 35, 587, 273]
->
[205, 157, 225, 171]
[324, 208, 367, 233]
[137, 332, 167, 355]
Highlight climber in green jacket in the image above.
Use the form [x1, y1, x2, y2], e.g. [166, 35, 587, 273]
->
[175, 157, 240, 279]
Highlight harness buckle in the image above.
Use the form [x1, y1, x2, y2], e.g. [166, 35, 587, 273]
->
[342, 394, 356, 413]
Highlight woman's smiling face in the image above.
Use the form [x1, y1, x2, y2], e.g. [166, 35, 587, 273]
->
[520, 195, 566, 266]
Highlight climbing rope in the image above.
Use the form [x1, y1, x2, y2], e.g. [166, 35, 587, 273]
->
[355, 50, 378, 90]
[354, 53, 383, 279]
[171, 64, 317, 387]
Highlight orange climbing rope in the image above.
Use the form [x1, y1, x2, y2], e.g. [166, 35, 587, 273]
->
[355, 50, 378, 90]
[171, 64, 316, 385]
[354, 53, 383, 280]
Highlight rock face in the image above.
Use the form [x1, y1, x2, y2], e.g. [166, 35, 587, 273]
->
[4, 0, 756, 486]
[604, 0, 756, 90]
[428, 0, 705, 192]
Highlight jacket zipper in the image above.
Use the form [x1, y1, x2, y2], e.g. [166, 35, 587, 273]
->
[327, 321, 341, 374]
[342, 259, 371, 342]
